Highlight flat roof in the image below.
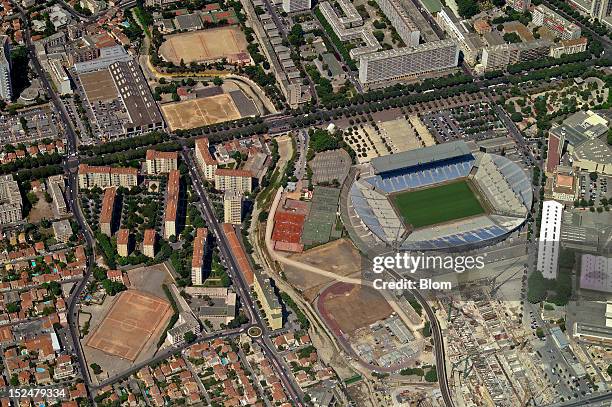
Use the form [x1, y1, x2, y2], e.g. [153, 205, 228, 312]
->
[371, 140, 471, 174]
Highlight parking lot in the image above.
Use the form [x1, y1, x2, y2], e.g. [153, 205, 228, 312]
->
[421, 102, 504, 144]
[578, 172, 610, 206]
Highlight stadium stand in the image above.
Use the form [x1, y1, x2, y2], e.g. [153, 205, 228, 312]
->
[346, 141, 532, 251]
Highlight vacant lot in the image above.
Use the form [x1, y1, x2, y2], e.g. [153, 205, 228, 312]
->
[284, 239, 361, 301]
[318, 282, 392, 335]
[391, 180, 484, 228]
[86, 290, 172, 361]
[161, 94, 241, 130]
[159, 26, 248, 64]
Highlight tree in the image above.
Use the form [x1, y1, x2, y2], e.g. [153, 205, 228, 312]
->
[607, 364, 612, 376]
[456, 0, 479, 18]
[184, 331, 196, 343]
[589, 172, 598, 181]
[510, 112, 523, 122]
[536, 327, 545, 338]
[287, 24, 305, 46]
[213, 77, 223, 86]
[425, 366, 438, 382]
[90, 363, 103, 375]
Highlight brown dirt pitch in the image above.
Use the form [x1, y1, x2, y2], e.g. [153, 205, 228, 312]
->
[86, 290, 172, 361]
[317, 282, 392, 336]
[161, 94, 241, 131]
[158, 26, 248, 64]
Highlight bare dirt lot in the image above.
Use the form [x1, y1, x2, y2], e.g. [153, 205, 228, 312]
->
[27, 191, 54, 223]
[159, 26, 248, 64]
[318, 282, 392, 335]
[86, 290, 172, 361]
[283, 239, 362, 301]
[161, 94, 241, 130]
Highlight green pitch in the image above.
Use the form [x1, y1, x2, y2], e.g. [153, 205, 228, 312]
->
[391, 180, 485, 228]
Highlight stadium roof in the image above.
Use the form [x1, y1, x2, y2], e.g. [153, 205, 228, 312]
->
[371, 140, 471, 174]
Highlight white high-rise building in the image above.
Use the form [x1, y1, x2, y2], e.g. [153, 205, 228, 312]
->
[282, 0, 311, 13]
[358, 40, 459, 85]
[374, 0, 420, 47]
[537, 200, 564, 279]
[223, 190, 243, 225]
[0, 36, 12, 101]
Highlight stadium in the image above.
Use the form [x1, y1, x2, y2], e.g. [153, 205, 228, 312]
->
[345, 141, 532, 251]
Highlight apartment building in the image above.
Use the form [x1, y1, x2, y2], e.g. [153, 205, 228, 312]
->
[537, 200, 563, 279]
[436, 8, 482, 65]
[319, 2, 381, 59]
[223, 190, 243, 225]
[164, 169, 180, 239]
[0, 175, 22, 225]
[46, 175, 67, 217]
[52, 220, 72, 243]
[0, 36, 12, 101]
[506, 0, 531, 11]
[533, 5, 581, 40]
[78, 164, 138, 190]
[550, 37, 588, 58]
[214, 168, 253, 193]
[100, 187, 117, 237]
[282, 0, 311, 12]
[481, 39, 551, 71]
[49, 59, 72, 95]
[143, 229, 156, 258]
[222, 223, 254, 285]
[195, 138, 217, 180]
[191, 228, 208, 286]
[358, 40, 459, 85]
[374, 0, 420, 47]
[117, 228, 130, 257]
[145, 150, 179, 175]
[253, 269, 283, 330]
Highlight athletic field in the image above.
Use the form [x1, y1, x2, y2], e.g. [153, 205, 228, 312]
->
[391, 180, 484, 228]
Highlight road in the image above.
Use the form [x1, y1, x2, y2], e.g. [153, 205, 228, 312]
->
[181, 148, 304, 405]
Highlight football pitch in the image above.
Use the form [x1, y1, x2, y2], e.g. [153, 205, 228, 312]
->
[391, 180, 485, 228]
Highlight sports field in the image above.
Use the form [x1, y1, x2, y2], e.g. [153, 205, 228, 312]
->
[159, 26, 248, 64]
[161, 94, 241, 131]
[391, 180, 484, 228]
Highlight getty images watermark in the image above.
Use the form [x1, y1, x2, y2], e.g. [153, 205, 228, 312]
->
[369, 252, 486, 291]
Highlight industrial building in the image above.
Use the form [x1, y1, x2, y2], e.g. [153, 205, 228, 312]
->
[358, 40, 459, 85]
[537, 200, 564, 279]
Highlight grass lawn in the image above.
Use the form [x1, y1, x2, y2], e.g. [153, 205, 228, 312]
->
[391, 180, 484, 228]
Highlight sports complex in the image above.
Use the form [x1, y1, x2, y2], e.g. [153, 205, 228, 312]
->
[344, 141, 532, 251]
